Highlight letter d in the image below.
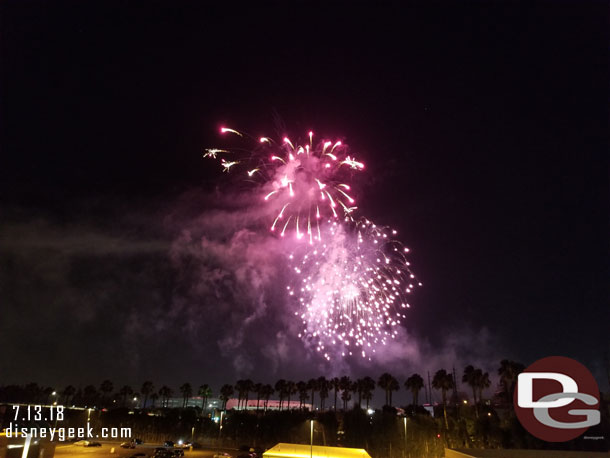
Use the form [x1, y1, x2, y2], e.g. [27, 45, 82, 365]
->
[518, 372, 578, 408]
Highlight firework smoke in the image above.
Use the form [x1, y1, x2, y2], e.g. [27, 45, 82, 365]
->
[205, 126, 421, 360]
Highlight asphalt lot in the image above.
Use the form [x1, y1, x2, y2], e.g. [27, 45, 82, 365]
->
[54, 443, 238, 458]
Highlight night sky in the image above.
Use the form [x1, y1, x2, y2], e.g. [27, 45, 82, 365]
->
[1, 1, 608, 399]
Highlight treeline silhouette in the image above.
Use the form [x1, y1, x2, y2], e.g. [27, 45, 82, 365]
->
[0, 362, 513, 411]
[1, 360, 608, 457]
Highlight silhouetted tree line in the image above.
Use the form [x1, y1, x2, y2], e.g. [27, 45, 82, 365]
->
[1, 360, 608, 457]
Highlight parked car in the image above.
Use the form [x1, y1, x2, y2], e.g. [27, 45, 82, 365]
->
[236, 446, 259, 457]
[154, 448, 171, 458]
[85, 442, 102, 447]
[133, 439, 143, 445]
[121, 442, 136, 449]
[73, 440, 89, 446]
[163, 441, 174, 448]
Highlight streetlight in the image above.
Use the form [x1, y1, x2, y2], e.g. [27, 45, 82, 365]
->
[218, 411, 225, 441]
[310, 420, 314, 458]
[403, 416, 408, 458]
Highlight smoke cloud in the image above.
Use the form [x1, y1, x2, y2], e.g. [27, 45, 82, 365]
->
[0, 194, 507, 403]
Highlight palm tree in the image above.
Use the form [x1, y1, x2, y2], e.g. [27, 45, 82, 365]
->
[377, 373, 399, 406]
[432, 369, 454, 429]
[73, 388, 83, 406]
[25, 383, 41, 403]
[355, 379, 365, 408]
[219, 385, 233, 410]
[235, 380, 248, 410]
[83, 385, 97, 406]
[477, 371, 491, 405]
[354, 377, 375, 409]
[275, 380, 287, 410]
[297, 381, 308, 410]
[261, 385, 274, 412]
[150, 392, 159, 408]
[339, 376, 352, 410]
[341, 383, 353, 410]
[253, 383, 263, 411]
[360, 376, 375, 410]
[405, 373, 424, 406]
[362, 390, 373, 410]
[462, 366, 479, 417]
[100, 380, 113, 407]
[352, 381, 360, 409]
[285, 381, 297, 410]
[198, 384, 212, 413]
[158, 386, 172, 408]
[462, 365, 483, 418]
[118, 385, 133, 407]
[330, 377, 341, 411]
[43, 387, 54, 405]
[307, 378, 319, 410]
[243, 379, 254, 409]
[62, 385, 76, 406]
[317, 377, 329, 410]
[141, 381, 154, 409]
[498, 360, 524, 408]
[179, 383, 192, 408]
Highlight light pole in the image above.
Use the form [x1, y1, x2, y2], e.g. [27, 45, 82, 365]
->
[403, 416, 407, 458]
[310, 420, 314, 458]
[218, 411, 225, 441]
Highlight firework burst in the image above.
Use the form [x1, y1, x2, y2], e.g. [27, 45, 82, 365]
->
[287, 218, 421, 360]
[204, 127, 364, 242]
[203, 124, 421, 360]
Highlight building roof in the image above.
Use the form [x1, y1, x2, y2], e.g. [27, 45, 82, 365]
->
[263, 443, 371, 458]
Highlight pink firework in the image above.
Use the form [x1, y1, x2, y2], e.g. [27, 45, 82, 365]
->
[204, 127, 364, 242]
[287, 218, 422, 360]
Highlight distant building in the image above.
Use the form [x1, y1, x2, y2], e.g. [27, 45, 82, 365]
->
[225, 399, 311, 411]
[422, 403, 435, 416]
[155, 397, 311, 411]
[155, 396, 222, 410]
